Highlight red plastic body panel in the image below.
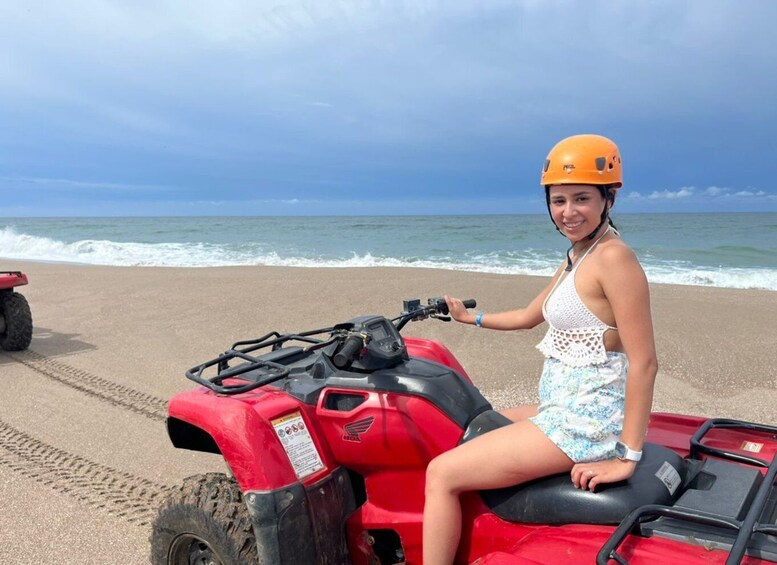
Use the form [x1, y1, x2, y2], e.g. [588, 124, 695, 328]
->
[168, 386, 337, 491]
[167, 339, 777, 565]
[405, 336, 472, 382]
[647, 412, 777, 473]
[0, 271, 28, 290]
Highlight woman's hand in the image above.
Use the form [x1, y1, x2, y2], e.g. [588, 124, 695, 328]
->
[571, 459, 637, 492]
[444, 295, 474, 324]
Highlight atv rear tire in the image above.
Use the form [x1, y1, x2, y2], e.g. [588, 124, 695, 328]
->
[150, 473, 259, 565]
[0, 291, 33, 351]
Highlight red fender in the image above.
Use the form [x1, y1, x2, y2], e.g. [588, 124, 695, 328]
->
[404, 336, 472, 383]
[0, 271, 28, 290]
[168, 387, 336, 491]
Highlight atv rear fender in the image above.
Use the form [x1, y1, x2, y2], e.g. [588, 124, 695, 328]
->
[647, 412, 777, 466]
[0, 271, 28, 291]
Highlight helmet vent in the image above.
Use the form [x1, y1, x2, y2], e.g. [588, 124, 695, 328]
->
[595, 157, 606, 171]
[544, 159, 551, 172]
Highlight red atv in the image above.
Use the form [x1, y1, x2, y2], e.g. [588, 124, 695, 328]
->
[151, 298, 777, 565]
[0, 271, 33, 351]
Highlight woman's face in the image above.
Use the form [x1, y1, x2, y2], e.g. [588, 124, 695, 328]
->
[548, 184, 608, 242]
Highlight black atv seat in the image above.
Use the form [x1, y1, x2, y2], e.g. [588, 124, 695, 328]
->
[461, 410, 689, 525]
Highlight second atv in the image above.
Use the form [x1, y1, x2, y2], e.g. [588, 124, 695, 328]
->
[0, 271, 33, 351]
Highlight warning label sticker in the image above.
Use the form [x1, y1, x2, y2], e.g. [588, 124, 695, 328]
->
[655, 461, 682, 495]
[271, 412, 324, 479]
[741, 441, 763, 453]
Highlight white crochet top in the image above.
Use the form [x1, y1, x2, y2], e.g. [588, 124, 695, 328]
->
[536, 229, 617, 367]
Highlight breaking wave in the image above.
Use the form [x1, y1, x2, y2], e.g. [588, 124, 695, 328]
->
[1, 226, 775, 291]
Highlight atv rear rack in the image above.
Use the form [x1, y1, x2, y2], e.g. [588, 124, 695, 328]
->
[598, 419, 777, 565]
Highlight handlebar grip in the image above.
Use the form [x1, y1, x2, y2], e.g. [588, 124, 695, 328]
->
[333, 335, 363, 368]
[462, 299, 477, 309]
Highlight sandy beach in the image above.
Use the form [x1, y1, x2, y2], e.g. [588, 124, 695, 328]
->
[1, 259, 775, 564]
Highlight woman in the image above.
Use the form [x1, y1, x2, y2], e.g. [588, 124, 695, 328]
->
[423, 134, 658, 564]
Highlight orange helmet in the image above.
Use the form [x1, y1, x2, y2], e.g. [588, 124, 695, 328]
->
[541, 134, 622, 188]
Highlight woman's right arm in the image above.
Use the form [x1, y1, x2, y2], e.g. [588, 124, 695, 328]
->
[445, 266, 564, 331]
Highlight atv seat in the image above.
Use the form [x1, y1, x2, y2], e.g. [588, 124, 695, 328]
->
[461, 410, 689, 525]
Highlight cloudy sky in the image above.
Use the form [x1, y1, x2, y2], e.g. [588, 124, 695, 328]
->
[2, 1, 776, 216]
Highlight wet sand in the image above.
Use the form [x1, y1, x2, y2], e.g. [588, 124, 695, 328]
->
[1, 260, 775, 563]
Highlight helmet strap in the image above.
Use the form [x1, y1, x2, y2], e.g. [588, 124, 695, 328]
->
[565, 223, 612, 272]
[585, 186, 615, 240]
[585, 213, 609, 241]
[564, 244, 574, 272]
[544, 188, 563, 235]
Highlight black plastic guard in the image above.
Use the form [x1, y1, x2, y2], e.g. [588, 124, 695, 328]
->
[243, 467, 356, 564]
[462, 410, 689, 525]
[306, 467, 357, 562]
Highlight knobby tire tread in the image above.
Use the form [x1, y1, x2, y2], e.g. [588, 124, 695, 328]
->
[150, 473, 259, 565]
[0, 291, 32, 351]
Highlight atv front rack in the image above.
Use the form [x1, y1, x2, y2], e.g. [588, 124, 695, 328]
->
[186, 327, 337, 395]
[598, 419, 777, 565]
[185, 298, 467, 395]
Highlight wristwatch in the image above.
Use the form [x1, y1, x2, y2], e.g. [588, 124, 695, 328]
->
[615, 441, 643, 462]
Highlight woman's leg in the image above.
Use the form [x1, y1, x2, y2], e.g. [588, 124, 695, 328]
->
[499, 403, 538, 422]
[422, 420, 572, 565]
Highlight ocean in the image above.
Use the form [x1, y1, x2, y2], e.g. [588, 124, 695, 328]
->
[1, 213, 776, 291]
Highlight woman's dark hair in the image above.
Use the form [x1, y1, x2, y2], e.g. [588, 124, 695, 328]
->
[598, 185, 618, 232]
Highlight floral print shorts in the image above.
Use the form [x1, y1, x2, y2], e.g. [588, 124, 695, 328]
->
[529, 352, 628, 463]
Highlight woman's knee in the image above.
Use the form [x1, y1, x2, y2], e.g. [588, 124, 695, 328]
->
[425, 453, 459, 497]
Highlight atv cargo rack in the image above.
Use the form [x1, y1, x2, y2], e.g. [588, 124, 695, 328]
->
[598, 419, 777, 565]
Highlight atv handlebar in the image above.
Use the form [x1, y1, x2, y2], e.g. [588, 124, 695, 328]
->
[333, 335, 364, 369]
[325, 296, 478, 369]
[393, 297, 477, 332]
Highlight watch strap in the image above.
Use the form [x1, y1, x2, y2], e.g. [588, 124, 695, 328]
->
[616, 441, 643, 462]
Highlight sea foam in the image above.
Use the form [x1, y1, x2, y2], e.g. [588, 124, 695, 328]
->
[1, 226, 775, 291]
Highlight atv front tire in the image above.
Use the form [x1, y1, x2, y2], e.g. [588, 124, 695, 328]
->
[0, 291, 33, 351]
[150, 473, 259, 565]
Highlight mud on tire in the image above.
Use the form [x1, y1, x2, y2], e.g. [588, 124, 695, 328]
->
[150, 473, 259, 565]
[0, 291, 33, 351]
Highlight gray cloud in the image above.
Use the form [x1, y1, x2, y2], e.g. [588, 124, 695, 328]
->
[1, 1, 776, 215]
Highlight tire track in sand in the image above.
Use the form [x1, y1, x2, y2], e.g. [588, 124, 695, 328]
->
[0, 419, 171, 526]
[5, 350, 167, 422]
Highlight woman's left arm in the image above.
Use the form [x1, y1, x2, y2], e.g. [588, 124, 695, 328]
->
[572, 245, 658, 491]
